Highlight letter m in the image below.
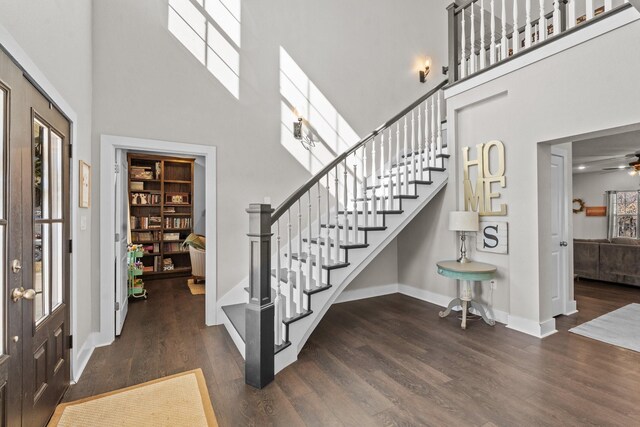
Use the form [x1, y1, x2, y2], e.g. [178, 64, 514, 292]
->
[464, 179, 484, 213]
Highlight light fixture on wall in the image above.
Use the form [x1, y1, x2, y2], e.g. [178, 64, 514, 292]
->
[419, 58, 431, 83]
[449, 211, 479, 263]
[293, 113, 315, 150]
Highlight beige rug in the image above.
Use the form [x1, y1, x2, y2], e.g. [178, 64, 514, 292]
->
[188, 278, 206, 295]
[49, 369, 218, 427]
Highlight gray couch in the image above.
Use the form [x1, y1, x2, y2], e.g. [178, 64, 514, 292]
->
[574, 238, 640, 287]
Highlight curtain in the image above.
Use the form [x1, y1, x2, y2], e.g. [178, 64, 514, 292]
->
[605, 191, 617, 240]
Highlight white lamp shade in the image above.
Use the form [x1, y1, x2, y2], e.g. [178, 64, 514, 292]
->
[448, 211, 479, 232]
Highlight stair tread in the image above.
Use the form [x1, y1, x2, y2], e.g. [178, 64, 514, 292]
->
[379, 166, 444, 179]
[288, 252, 350, 269]
[338, 210, 403, 215]
[321, 224, 387, 231]
[284, 309, 313, 325]
[221, 303, 246, 342]
[303, 237, 369, 250]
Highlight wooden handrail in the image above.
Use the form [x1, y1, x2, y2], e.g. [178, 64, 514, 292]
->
[270, 78, 449, 223]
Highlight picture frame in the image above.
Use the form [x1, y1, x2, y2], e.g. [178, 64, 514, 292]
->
[586, 206, 607, 217]
[79, 160, 91, 208]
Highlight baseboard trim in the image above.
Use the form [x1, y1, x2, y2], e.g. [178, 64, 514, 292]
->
[564, 299, 578, 316]
[507, 315, 558, 338]
[72, 332, 99, 383]
[335, 283, 399, 303]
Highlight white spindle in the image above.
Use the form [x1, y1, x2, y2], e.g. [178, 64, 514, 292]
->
[343, 160, 349, 245]
[325, 174, 331, 265]
[461, 8, 467, 78]
[470, 4, 476, 73]
[316, 182, 323, 288]
[513, 0, 519, 54]
[501, 0, 507, 59]
[395, 123, 402, 200]
[333, 167, 340, 263]
[490, 0, 496, 64]
[431, 97, 436, 168]
[552, 0, 560, 36]
[480, 0, 486, 69]
[285, 210, 293, 319]
[274, 219, 283, 345]
[387, 129, 394, 210]
[605, 0, 612, 12]
[437, 93, 443, 164]
[380, 134, 386, 211]
[418, 106, 424, 182]
[403, 117, 409, 195]
[586, 0, 594, 20]
[306, 191, 312, 296]
[568, 0, 576, 29]
[296, 200, 303, 314]
[352, 161, 359, 243]
[539, 0, 546, 42]
[525, 0, 532, 48]
[410, 110, 416, 183]
[424, 102, 430, 181]
[361, 144, 368, 228]
[371, 137, 378, 226]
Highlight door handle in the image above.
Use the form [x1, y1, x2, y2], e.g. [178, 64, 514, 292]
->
[560, 241, 568, 247]
[11, 287, 36, 302]
[11, 259, 22, 273]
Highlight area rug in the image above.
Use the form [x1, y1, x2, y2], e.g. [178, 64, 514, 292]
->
[569, 303, 640, 352]
[188, 278, 206, 295]
[49, 369, 218, 427]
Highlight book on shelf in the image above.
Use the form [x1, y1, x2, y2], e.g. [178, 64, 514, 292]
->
[163, 242, 187, 253]
[131, 193, 161, 205]
[132, 231, 161, 242]
[164, 217, 192, 229]
[163, 232, 180, 241]
[130, 166, 154, 180]
[142, 243, 160, 253]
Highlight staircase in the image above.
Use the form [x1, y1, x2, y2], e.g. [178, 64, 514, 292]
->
[221, 79, 450, 388]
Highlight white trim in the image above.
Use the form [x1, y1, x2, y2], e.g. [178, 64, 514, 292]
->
[335, 283, 399, 304]
[507, 314, 558, 338]
[564, 299, 578, 316]
[99, 135, 217, 350]
[445, 7, 640, 99]
[70, 332, 99, 384]
[0, 24, 83, 381]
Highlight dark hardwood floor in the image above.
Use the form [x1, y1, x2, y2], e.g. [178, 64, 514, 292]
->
[64, 278, 640, 426]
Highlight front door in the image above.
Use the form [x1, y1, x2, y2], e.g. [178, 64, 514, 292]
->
[0, 47, 71, 426]
[550, 152, 568, 317]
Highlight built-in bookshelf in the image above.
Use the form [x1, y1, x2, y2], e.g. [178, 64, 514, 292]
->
[128, 153, 195, 276]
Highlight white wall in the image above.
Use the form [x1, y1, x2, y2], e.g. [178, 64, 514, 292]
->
[90, 0, 452, 311]
[0, 1, 94, 349]
[398, 8, 640, 336]
[573, 170, 639, 239]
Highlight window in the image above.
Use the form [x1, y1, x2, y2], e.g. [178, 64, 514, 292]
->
[609, 190, 639, 238]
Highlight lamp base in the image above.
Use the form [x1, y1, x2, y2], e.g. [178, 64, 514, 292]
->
[457, 255, 472, 264]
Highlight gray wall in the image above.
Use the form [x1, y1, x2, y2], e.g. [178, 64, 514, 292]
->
[573, 170, 639, 239]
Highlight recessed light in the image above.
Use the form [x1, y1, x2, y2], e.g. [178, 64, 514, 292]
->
[619, 165, 626, 169]
[578, 165, 586, 170]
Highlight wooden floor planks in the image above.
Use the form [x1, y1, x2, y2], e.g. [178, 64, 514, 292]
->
[64, 278, 640, 426]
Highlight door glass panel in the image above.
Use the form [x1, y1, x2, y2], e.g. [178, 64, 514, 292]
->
[34, 223, 49, 323]
[51, 223, 63, 309]
[34, 118, 49, 220]
[51, 131, 62, 219]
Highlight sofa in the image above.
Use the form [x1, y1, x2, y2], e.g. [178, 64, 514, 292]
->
[574, 238, 640, 287]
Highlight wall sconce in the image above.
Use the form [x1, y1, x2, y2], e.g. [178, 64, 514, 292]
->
[419, 58, 431, 83]
[293, 116, 303, 140]
[293, 114, 315, 150]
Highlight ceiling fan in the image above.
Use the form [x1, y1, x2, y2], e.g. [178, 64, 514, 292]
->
[601, 151, 640, 171]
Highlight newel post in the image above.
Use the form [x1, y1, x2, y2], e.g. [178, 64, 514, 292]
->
[245, 203, 274, 389]
[447, 3, 460, 84]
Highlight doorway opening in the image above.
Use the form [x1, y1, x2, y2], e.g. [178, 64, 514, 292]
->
[99, 136, 217, 352]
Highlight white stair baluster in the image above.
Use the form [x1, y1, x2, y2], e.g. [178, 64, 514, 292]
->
[425, 101, 432, 182]
[470, 4, 476, 73]
[513, 0, 519, 54]
[380, 134, 386, 211]
[306, 191, 313, 298]
[490, 0, 496, 64]
[539, 0, 546, 42]
[461, 8, 467, 78]
[352, 161, 359, 243]
[325, 174, 331, 265]
[296, 200, 303, 314]
[285, 209, 293, 319]
[387, 129, 394, 210]
[371, 137, 378, 226]
[586, 0, 594, 20]
[403, 117, 409, 195]
[274, 219, 283, 346]
[395, 123, 402, 202]
[418, 106, 424, 182]
[343, 160, 350, 245]
[568, 0, 576, 29]
[437, 92, 443, 165]
[525, 0, 532, 48]
[604, 0, 612, 11]
[410, 110, 416, 183]
[431, 96, 436, 168]
[552, 0, 560, 36]
[361, 144, 368, 228]
[501, 0, 508, 59]
[316, 182, 323, 287]
[333, 166, 340, 263]
[480, 0, 486, 69]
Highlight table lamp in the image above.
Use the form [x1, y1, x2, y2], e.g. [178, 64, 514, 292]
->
[449, 211, 479, 263]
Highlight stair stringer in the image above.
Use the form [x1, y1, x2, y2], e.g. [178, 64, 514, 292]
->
[275, 171, 448, 373]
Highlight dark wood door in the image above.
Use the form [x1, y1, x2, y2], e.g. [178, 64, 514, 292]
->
[0, 47, 71, 427]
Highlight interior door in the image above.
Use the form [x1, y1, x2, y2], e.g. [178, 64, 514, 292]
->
[551, 153, 568, 316]
[115, 149, 129, 335]
[0, 47, 71, 427]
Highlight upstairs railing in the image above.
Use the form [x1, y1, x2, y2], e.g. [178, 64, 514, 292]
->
[447, 0, 632, 82]
[245, 79, 449, 388]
